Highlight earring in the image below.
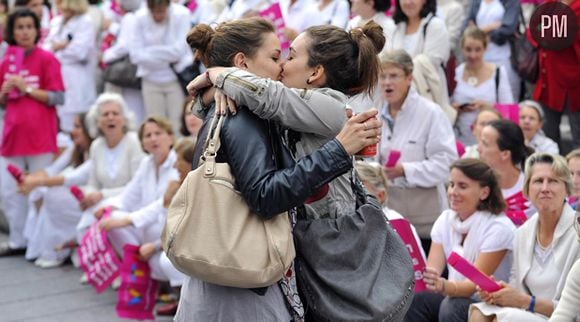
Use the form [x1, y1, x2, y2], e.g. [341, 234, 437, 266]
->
[306, 78, 312, 85]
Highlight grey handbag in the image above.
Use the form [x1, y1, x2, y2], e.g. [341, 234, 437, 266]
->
[103, 55, 141, 89]
[294, 173, 415, 322]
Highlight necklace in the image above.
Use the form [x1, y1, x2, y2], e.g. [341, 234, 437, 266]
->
[536, 226, 552, 250]
[464, 66, 481, 86]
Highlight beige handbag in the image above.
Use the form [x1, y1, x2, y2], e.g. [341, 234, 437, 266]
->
[161, 115, 295, 288]
[387, 186, 442, 238]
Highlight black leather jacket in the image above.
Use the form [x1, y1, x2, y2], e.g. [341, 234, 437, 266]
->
[192, 105, 353, 219]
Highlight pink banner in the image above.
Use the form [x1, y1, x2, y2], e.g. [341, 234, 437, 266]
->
[390, 219, 427, 292]
[495, 104, 520, 124]
[5, 46, 25, 100]
[448, 251, 502, 292]
[77, 207, 121, 293]
[259, 3, 290, 50]
[116, 244, 158, 320]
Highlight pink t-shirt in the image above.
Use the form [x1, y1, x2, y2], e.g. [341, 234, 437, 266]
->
[0, 47, 64, 157]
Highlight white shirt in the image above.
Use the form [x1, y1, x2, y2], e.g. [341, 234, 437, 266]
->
[217, 0, 269, 22]
[453, 63, 514, 146]
[131, 4, 193, 83]
[114, 150, 179, 228]
[476, 0, 511, 62]
[279, 0, 317, 33]
[302, 0, 350, 29]
[528, 132, 559, 154]
[378, 87, 458, 211]
[431, 209, 515, 282]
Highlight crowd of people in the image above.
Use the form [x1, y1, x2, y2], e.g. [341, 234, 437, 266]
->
[0, 0, 579, 320]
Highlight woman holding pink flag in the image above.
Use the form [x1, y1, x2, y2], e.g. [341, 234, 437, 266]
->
[0, 9, 64, 257]
[405, 158, 515, 322]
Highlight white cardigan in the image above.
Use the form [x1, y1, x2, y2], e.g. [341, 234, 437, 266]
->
[511, 205, 580, 305]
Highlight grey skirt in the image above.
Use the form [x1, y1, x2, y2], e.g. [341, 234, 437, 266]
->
[175, 276, 291, 322]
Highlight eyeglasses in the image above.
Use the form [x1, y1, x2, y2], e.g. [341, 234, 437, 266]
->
[379, 73, 406, 82]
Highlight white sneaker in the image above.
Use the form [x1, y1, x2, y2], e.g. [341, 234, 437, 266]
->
[34, 258, 65, 269]
[112, 276, 121, 290]
[79, 272, 88, 284]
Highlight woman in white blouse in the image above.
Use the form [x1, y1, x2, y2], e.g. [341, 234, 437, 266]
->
[388, 0, 450, 99]
[378, 49, 458, 250]
[404, 158, 515, 322]
[17, 113, 93, 268]
[453, 26, 514, 146]
[130, 0, 192, 136]
[518, 100, 559, 155]
[470, 153, 579, 322]
[95, 117, 186, 300]
[462, 107, 502, 159]
[44, 0, 96, 132]
[303, 0, 350, 29]
[465, 0, 520, 100]
[75, 93, 145, 241]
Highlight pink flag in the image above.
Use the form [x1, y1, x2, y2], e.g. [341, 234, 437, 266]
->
[495, 104, 520, 124]
[389, 219, 427, 292]
[448, 251, 502, 292]
[384, 150, 401, 168]
[77, 207, 121, 293]
[6, 163, 24, 184]
[116, 244, 158, 320]
[259, 3, 290, 50]
[5, 46, 25, 100]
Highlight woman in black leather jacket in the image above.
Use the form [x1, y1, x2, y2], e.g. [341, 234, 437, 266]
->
[175, 18, 381, 322]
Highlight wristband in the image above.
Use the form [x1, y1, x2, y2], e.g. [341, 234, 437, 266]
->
[527, 295, 536, 313]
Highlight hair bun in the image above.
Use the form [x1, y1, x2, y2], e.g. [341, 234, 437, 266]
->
[186, 24, 215, 65]
[361, 21, 386, 54]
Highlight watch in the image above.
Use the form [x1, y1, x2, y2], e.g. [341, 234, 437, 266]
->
[25, 87, 33, 95]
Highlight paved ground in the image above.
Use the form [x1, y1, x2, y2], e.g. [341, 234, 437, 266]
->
[0, 233, 173, 322]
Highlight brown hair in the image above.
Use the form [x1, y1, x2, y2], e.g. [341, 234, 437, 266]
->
[305, 21, 385, 96]
[450, 158, 506, 215]
[138, 116, 175, 152]
[174, 137, 197, 165]
[71, 112, 93, 168]
[461, 26, 488, 49]
[187, 17, 275, 68]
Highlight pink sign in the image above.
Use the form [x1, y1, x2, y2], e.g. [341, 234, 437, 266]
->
[384, 150, 401, 168]
[5, 46, 25, 100]
[505, 210, 527, 226]
[447, 251, 502, 292]
[259, 3, 290, 50]
[187, 0, 198, 12]
[116, 244, 158, 320]
[495, 104, 520, 124]
[77, 207, 121, 293]
[7, 163, 24, 184]
[390, 219, 426, 292]
[70, 185, 85, 201]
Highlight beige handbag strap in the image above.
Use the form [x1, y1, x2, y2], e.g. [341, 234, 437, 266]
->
[202, 115, 225, 178]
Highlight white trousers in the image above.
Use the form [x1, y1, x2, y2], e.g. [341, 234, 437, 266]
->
[1, 154, 54, 248]
[25, 186, 83, 261]
[141, 79, 185, 137]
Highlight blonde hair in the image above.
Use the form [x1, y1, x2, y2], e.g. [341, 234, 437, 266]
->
[566, 148, 580, 163]
[523, 152, 573, 197]
[59, 0, 89, 15]
[461, 26, 488, 49]
[355, 161, 388, 204]
[138, 116, 175, 151]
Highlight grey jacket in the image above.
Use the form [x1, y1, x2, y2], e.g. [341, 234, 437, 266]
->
[214, 68, 356, 219]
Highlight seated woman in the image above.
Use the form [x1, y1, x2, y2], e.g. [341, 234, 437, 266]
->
[478, 119, 536, 221]
[462, 107, 502, 159]
[567, 149, 580, 210]
[17, 113, 93, 267]
[518, 100, 559, 154]
[470, 153, 580, 322]
[404, 158, 515, 322]
[452, 26, 513, 146]
[75, 93, 145, 242]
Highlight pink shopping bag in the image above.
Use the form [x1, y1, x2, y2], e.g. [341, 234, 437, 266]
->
[259, 3, 290, 50]
[495, 104, 520, 124]
[77, 207, 121, 293]
[116, 244, 158, 320]
[389, 219, 427, 292]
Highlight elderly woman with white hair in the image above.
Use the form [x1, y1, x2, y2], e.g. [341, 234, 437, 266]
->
[75, 93, 145, 242]
[518, 100, 559, 155]
[469, 152, 580, 322]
